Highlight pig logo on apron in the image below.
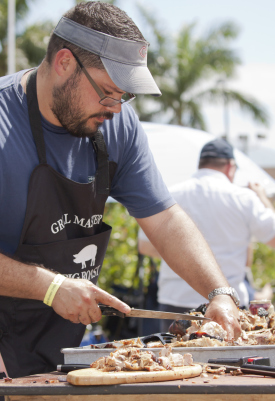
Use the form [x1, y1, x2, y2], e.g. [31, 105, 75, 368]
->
[73, 244, 98, 269]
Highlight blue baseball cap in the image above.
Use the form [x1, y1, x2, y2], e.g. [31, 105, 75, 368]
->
[200, 139, 234, 159]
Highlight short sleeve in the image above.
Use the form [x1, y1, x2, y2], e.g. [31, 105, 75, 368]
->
[244, 191, 275, 243]
[105, 107, 175, 218]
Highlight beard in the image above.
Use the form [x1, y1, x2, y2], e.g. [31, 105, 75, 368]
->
[51, 71, 113, 138]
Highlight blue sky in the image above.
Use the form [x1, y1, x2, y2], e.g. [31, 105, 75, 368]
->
[24, 0, 275, 151]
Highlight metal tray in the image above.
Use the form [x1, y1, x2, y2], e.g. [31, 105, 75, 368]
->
[61, 345, 275, 365]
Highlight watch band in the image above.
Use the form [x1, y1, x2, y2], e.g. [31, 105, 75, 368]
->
[208, 287, 240, 306]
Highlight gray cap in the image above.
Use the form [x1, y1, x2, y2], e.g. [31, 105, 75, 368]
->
[200, 139, 234, 159]
[53, 17, 161, 96]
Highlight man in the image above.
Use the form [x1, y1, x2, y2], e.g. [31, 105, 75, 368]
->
[0, 2, 240, 378]
[139, 138, 275, 332]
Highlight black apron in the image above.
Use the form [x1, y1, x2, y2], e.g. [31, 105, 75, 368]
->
[0, 70, 117, 378]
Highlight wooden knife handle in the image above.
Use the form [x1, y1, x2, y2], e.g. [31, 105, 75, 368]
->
[98, 304, 126, 318]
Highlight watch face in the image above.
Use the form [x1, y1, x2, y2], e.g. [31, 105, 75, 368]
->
[232, 288, 240, 303]
[229, 288, 240, 305]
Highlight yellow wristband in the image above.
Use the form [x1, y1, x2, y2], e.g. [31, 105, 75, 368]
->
[43, 274, 66, 307]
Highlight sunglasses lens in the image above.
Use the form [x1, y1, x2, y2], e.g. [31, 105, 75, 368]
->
[100, 98, 119, 107]
[100, 94, 136, 107]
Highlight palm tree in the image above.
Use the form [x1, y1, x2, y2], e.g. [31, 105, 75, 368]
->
[134, 9, 269, 131]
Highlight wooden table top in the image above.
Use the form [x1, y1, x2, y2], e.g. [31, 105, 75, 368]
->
[0, 371, 275, 396]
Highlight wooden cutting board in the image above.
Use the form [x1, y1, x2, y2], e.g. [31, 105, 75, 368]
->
[67, 364, 202, 386]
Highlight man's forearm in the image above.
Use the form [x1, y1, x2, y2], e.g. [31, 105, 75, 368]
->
[0, 252, 131, 325]
[137, 204, 229, 299]
[0, 253, 56, 300]
[138, 239, 161, 258]
[248, 182, 275, 212]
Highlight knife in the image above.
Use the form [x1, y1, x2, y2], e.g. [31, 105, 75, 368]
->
[199, 361, 275, 378]
[98, 304, 210, 321]
[57, 364, 91, 373]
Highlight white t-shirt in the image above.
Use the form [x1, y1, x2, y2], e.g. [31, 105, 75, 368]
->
[139, 169, 275, 308]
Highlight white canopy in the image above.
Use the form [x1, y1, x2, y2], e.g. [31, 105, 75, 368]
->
[141, 122, 275, 196]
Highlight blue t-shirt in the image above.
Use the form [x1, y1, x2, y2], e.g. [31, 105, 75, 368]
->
[0, 70, 174, 255]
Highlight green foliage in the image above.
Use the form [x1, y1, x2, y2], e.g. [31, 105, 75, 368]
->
[98, 203, 140, 293]
[98, 203, 161, 301]
[17, 21, 54, 67]
[251, 242, 275, 296]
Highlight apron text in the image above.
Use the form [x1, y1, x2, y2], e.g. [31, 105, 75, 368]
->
[64, 265, 101, 281]
[51, 214, 103, 234]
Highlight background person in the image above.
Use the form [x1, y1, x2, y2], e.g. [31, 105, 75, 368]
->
[0, 2, 240, 378]
[139, 139, 275, 332]
[80, 324, 108, 346]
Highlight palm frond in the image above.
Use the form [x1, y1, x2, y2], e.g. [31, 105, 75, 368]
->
[195, 87, 270, 126]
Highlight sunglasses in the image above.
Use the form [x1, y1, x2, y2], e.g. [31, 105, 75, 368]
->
[64, 48, 136, 107]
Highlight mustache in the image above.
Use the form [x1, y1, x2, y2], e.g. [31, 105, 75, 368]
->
[89, 112, 114, 120]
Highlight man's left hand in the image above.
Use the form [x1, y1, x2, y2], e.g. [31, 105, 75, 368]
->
[205, 295, 242, 340]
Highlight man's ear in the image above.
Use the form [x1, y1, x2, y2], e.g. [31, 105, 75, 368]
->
[225, 161, 236, 183]
[224, 162, 231, 176]
[53, 48, 75, 77]
[221, 161, 230, 180]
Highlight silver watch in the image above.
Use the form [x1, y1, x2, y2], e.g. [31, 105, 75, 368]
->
[208, 287, 240, 306]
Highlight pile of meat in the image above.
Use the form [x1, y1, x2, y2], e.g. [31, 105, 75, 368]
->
[91, 346, 193, 372]
[168, 306, 275, 347]
[90, 304, 275, 349]
[237, 307, 275, 346]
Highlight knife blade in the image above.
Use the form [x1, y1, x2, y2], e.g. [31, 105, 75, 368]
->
[98, 304, 210, 321]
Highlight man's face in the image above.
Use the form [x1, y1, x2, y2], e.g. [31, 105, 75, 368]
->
[51, 67, 123, 137]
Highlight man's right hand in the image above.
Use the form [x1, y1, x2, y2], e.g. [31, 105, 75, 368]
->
[248, 182, 275, 211]
[51, 277, 131, 325]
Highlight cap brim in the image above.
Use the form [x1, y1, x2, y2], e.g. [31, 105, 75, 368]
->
[101, 58, 161, 97]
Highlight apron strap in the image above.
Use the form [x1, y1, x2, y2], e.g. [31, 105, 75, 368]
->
[26, 69, 47, 164]
[91, 131, 110, 195]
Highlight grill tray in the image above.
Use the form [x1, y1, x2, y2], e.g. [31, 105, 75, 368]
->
[61, 344, 275, 365]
